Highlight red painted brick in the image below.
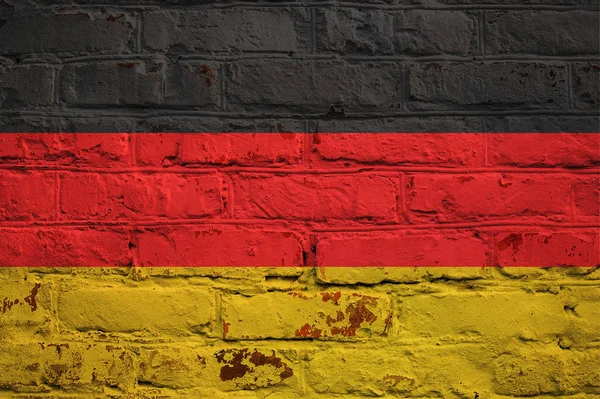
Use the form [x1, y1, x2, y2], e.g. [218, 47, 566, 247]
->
[312, 133, 485, 167]
[573, 176, 600, 218]
[233, 174, 398, 222]
[488, 133, 600, 168]
[316, 231, 487, 266]
[135, 133, 181, 166]
[59, 173, 223, 220]
[0, 171, 55, 221]
[181, 133, 303, 166]
[495, 230, 599, 267]
[0, 133, 132, 167]
[135, 133, 303, 167]
[137, 226, 304, 266]
[0, 228, 132, 266]
[406, 173, 571, 222]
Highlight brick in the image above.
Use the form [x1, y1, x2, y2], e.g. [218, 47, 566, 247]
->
[406, 173, 572, 222]
[226, 60, 402, 113]
[59, 173, 223, 220]
[137, 226, 303, 266]
[306, 345, 490, 396]
[408, 62, 568, 110]
[0, 64, 54, 108]
[398, 287, 600, 346]
[0, 171, 55, 221]
[0, 11, 135, 55]
[0, 228, 133, 266]
[316, 231, 487, 266]
[179, 133, 303, 167]
[0, 342, 136, 391]
[59, 285, 213, 334]
[306, 345, 600, 397]
[573, 63, 599, 110]
[494, 230, 599, 267]
[143, 9, 310, 53]
[488, 133, 600, 167]
[0, 133, 132, 166]
[138, 346, 208, 389]
[223, 291, 390, 340]
[135, 133, 181, 166]
[311, 133, 484, 167]
[485, 11, 599, 56]
[493, 348, 600, 396]
[573, 176, 599, 218]
[165, 62, 220, 107]
[138, 346, 298, 391]
[0, 279, 51, 338]
[59, 61, 164, 106]
[317, 9, 476, 56]
[233, 173, 398, 222]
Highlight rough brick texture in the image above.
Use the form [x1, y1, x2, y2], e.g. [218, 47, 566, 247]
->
[1, 0, 599, 395]
[1, 133, 598, 398]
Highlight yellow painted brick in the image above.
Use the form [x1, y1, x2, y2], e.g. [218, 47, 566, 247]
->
[137, 345, 298, 392]
[0, 342, 136, 392]
[58, 284, 213, 335]
[222, 290, 391, 340]
[398, 286, 600, 346]
[0, 278, 52, 340]
[493, 347, 600, 396]
[306, 343, 600, 397]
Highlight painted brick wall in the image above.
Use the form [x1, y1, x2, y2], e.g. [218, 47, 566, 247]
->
[0, 1, 599, 399]
[0, 133, 599, 399]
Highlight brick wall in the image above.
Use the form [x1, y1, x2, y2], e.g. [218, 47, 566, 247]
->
[1, 132, 599, 398]
[0, 1, 598, 132]
[1, 1, 599, 399]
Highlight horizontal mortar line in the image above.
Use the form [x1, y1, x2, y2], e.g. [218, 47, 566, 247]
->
[71, 2, 598, 11]
[312, 221, 600, 232]
[0, 220, 597, 230]
[16, 53, 600, 65]
[3, 109, 599, 119]
[0, 165, 599, 175]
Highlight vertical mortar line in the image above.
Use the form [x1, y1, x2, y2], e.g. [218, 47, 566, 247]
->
[567, 62, 574, 109]
[478, 11, 485, 57]
[221, 63, 227, 111]
[215, 288, 223, 340]
[569, 179, 576, 223]
[136, 11, 143, 54]
[128, 228, 140, 267]
[489, 230, 497, 269]
[402, 62, 408, 112]
[52, 275, 60, 336]
[310, 7, 317, 54]
[130, 133, 137, 166]
[303, 122, 311, 169]
[55, 172, 60, 220]
[53, 66, 61, 106]
[298, 348, 308, 396]
[398, 173, 407, 223]
[225, 171, 234, 219]
[484, 132, 489, 167]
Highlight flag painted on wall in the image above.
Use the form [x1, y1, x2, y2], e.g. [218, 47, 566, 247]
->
[0, 132, 598, 267]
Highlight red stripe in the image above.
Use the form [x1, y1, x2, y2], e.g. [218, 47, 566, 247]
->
[0, 133, 598, 267]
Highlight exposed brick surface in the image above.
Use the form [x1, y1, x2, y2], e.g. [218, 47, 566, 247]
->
[0, 0, 599, 394]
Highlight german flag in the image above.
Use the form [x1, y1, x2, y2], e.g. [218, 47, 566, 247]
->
[1, 133, 599, 398]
